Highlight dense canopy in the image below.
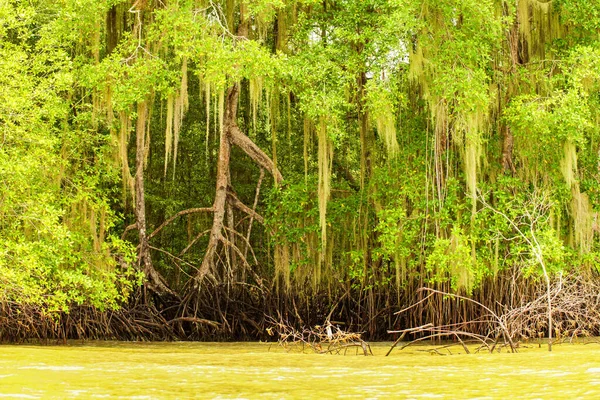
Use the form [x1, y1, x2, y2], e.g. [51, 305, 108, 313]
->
[1, 0, 600, 340]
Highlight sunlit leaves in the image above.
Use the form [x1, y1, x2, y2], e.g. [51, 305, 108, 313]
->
[0, 0, 137, 312]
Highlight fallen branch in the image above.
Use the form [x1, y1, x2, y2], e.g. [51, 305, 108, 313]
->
[269, 319, 373, 356]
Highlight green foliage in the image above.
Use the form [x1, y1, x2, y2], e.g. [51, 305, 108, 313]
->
[425, 226, 479, 294]
[0, 0, 138, 312]
[3, 0, 600, 316]
[556, 0, 600, 41]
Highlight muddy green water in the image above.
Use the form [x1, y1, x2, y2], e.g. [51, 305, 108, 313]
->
[1, 342, 600, 399]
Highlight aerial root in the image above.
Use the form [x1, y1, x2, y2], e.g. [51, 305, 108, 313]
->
[388, 278, 600, 355]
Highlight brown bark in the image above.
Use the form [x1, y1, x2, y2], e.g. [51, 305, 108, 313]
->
[196, 94, 232, 282]
[135, 101, 150, 273]
[192, 7, 282, 286]
[194, 83, 282, 285]
[106, 6, 119, 55]
[229, 125, 283, 184]
[226, 201, 236, 276]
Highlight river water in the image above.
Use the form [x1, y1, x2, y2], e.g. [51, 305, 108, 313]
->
[1, 341, 600, 398]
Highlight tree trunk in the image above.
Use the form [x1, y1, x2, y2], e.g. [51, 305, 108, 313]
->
[196, 90, 233, 282]
[194, 82, 283, 286]
[191, 3, 282, 292]
[357, 71, 370, 189]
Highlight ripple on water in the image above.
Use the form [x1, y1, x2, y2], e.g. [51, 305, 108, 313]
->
[2, 342, 600, 398]
[66, 391, 88, 396]
[18, 366, 84, 371]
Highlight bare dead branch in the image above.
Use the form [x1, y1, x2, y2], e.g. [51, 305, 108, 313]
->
[269, 319, 372, 356]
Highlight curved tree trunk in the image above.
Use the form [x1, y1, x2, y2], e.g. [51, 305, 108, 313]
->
[194, 83, 282, 288]
[192, 5, 282, 288]
[195, 88, 233, 283]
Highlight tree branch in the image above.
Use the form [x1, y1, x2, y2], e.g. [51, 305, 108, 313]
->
[245, 168, 264, 259]
[227, 191, 264, 224]
[149, 207, 214, 240]
[121, 223, 138, 240]
[229, 125, 283, 184]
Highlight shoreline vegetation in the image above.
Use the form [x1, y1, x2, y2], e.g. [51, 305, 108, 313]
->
[2, 0, 600, 346]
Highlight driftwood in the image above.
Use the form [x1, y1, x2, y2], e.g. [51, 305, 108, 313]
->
[269, 319, 373, 356]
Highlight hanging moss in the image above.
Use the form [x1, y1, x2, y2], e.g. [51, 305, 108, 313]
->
[164, 94, 174, 176]
[118, 111, 135, 205]
[205, 81, 211, 163]
[249, 76, 263, 136]
[461, 113, 486, 218]
[517, 0, 563, 60]
[144, 96, 153, 169]
[572, 189, 593, 254]
[303, 116, 312, 183]
[368, 82, 399, 157]
[218, 87, 224, 138]
[274, 241, 291, 291]
[317, 117, 332, 268]
[560, 140, 578, 189]
[270, 86, 279, 186]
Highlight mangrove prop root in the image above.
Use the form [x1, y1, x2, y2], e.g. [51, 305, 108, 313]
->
[388, 278, 600, 355]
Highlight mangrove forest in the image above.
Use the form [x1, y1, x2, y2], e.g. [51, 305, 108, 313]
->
[2, 0, 600, 345]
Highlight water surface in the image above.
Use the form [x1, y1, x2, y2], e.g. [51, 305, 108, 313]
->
[1, 341, 600, 398]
